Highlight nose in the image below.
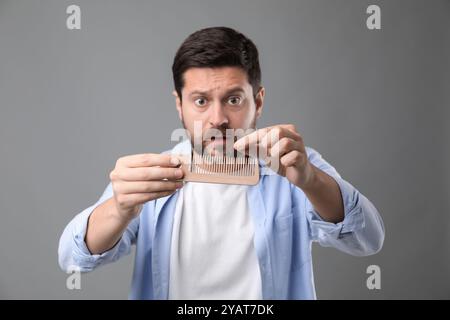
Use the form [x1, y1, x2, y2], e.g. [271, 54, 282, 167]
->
[208, 102, 228, 128]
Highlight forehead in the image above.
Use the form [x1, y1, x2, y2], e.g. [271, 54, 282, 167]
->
[182, 67, 250, 94]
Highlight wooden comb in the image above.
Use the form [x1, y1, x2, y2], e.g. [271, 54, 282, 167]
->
[177, 151, 260, 185]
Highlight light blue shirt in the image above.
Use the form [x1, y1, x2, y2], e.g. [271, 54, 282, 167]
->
[58, 140, 385, 299]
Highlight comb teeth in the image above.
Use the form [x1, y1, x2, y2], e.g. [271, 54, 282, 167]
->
[191, 153, 257, 176]
[179, 152, 260, 185]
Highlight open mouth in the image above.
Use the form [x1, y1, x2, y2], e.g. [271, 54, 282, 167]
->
[209, 137, 227, 145]
[202, 136, 239, 156]
[208, 135, 238, 147]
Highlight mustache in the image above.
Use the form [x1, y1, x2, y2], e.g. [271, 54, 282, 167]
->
[203, 125, 243, 141]
[205, 125, 231, 137]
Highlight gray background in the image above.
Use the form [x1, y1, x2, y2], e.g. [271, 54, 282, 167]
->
[0, 0, 449, 299]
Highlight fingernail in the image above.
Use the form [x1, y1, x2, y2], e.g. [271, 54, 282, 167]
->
[170, 157, 180, 166]
[175, 168, 183, 177]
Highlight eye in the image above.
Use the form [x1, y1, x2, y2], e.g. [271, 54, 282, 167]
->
[194, 97, 208, 107]
[227, 96, 242, 106]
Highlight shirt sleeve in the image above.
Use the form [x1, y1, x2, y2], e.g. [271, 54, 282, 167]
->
[58, 183, 140, 272]
[299, 147, 385, 256]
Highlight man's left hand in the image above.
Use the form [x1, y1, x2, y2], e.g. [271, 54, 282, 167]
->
[234, 124, 316, 190]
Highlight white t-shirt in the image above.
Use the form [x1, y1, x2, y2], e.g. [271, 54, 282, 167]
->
[168, 182, 262, 299]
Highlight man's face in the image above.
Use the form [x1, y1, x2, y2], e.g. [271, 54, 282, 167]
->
[174, 66, 265, 155]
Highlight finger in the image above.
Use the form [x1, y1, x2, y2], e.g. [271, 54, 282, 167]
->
[261, 126, 301, 149]
[277, 124, 298, 134]
[278, 125, 302, 141]
[113, 166, 184, 181]
[115, 180, 184, 194]
[234, 125, 301, 153]
[148, 190, 178, 200]
[121, 190, 177, 206]
[233, 129, 272, 159]
[233, 127, 271, 151]
[280, 150, 303, 167]
[259, 127, 281, 154]
[117, 153, 181, 168]
[270, 137, 303, 160]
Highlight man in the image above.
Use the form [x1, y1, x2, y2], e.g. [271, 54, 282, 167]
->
[58, 27, 384, 299]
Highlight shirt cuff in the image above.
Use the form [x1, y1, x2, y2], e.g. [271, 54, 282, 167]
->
[307, 176, 365, 240]
[71, 204, 122, 271]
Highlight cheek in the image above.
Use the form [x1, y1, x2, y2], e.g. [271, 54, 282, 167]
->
[181, 104, 210, 131]
[230, 105, 256, 127]
[182, 104, 199, 121]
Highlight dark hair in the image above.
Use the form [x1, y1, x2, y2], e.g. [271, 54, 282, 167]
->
[172, 26, 261, 101]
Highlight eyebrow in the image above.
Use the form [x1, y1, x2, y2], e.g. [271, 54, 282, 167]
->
[188, 87, 246, 97]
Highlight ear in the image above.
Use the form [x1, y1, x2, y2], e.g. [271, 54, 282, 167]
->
[173, 90, 183, 121]
[254, 86, 265, 119]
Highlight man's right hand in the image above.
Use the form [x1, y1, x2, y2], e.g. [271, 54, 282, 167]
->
[85, 153, 183, 255]
[109, 153, 184, 221]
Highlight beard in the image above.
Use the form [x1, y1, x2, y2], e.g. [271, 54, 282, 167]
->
[180, 116, 257, 156]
